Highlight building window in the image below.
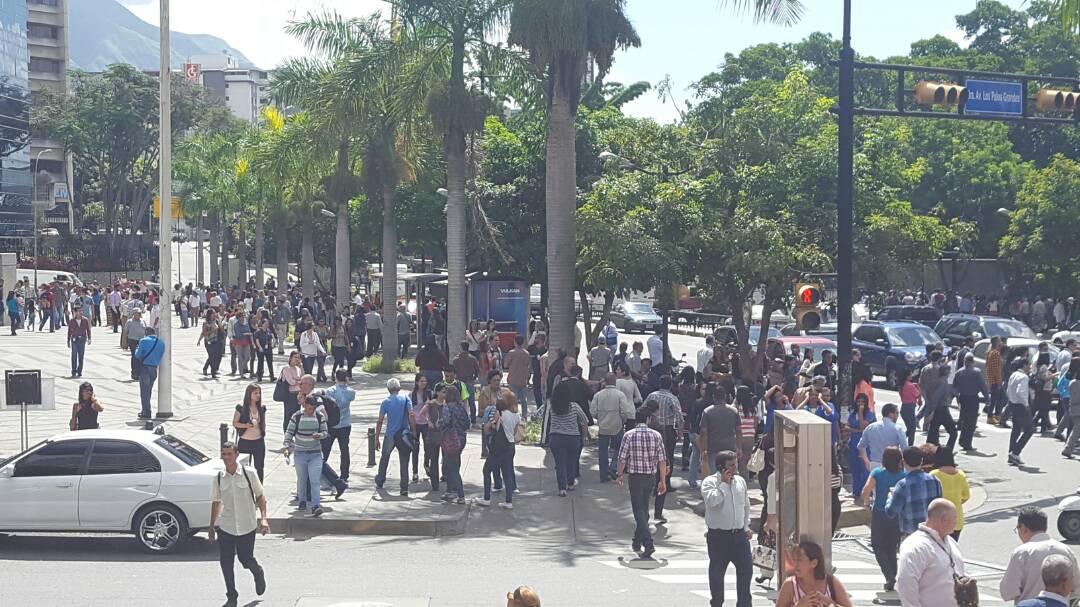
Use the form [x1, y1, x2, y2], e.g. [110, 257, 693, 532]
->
[29, 57, 61, 73]
[224, 96, 229, 101]
[29, 0, 59, 6]
[28, 24, 58, 39]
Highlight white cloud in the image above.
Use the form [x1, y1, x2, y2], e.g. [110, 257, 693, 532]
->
[120, 0, 385, 69]
[940, 27, 971, 49]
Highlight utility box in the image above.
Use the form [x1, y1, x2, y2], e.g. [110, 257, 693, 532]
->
[774, 409, 833, 585]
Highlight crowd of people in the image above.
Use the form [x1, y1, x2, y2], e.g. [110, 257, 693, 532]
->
[880, 289, 1079, 333]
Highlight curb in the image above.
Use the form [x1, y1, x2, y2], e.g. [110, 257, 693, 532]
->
[268, 506, 468, 538]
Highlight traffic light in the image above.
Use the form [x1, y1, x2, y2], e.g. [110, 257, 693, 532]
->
[1034, 88, 1079, 116]
[914, 81, 968, 107]
[793, 282, 824, 331]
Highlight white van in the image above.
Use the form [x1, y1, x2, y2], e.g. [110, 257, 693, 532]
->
[15, 268, 84, 288]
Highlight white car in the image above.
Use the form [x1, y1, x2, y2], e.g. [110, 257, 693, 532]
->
[1051, 321, 1080, 346]
[970, 338, 1059, 376]
[0, 429, 220, 553]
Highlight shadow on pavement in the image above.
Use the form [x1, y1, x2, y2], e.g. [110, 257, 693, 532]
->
[0, 533, 218, 562]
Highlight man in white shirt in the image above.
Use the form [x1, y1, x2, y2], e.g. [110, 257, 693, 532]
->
[1007, 360, 1035, 464]
[897, 498, 965, 607]
[590, 373, 634, 482]
[208, 442, 269, 607]
[697, 335, 715, 374]
[107, 287, 122, 333]
[700, 450, 753, 607]
[647, 326, 665, 368]
[1000, 507, 1080, 604]
[365, 308, 383, 356]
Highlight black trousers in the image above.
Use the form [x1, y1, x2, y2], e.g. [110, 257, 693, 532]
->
[870, 510, 900, 585]
[217, 529, 262, 602]
[1034, 391, 1054, 433]
[321, 425, 352, 481]
[628, 473, 655, 548]
[256, 350, 273, 381]
[654, 425, 676, 516]
[423, 427, 441, 491]
[926, 406, 957, 451]
[367, 329, 382, 356]
[957, 394, 980, 449]
[706, 529, 753, 607]
[237, 437, 265, 481]
[1008, 403, 1035, 456]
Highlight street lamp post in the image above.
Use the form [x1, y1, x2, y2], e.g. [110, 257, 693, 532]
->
[32, 148, 53, 289]
[156, 0, 173, 418]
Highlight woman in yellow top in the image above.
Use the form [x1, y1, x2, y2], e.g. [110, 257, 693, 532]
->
[930, 447, 970, 540]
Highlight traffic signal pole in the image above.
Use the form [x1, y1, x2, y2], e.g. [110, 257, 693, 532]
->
[836, 0, 855, 412]
[156, 0, 173, 418]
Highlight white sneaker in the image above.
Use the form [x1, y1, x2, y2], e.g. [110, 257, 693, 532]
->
[475, 498, 491, 507]
[498, 502, 513, 510]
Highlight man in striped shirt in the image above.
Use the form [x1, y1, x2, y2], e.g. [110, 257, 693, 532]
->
[616, 409, 668, 558]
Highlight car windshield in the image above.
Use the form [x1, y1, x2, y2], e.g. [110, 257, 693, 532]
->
[625, 303, 656, 315]
[0, 440, 45, 467]
[749, 326, 782, 344]
[888, 326, 942, 347]
[155, 435, 210, 467]
[984, 319, 1036, 339]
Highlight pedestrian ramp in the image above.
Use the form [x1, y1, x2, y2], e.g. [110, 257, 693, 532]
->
[596, 549, 1008, 606]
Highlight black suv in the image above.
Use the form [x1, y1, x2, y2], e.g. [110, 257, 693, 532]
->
[873, 305, 942, 327]
[934, 313, 1036, 348]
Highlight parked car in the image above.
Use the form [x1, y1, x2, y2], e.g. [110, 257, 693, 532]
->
[872, 305, 942, 327]
[1051, 321, 1080, 346]
[714, 324, 782, 348]
[778, 322, 838, 341]
[970, 338, 1059, 376]
[15, 268, 84, 288]
[765, 336, 837, 363]
[934, 313, 1036, 348]
[0, 430, 220, 554]
[853, 321, 944, 388]
[610, 301, 663, 333]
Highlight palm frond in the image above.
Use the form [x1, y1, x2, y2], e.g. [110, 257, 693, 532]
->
[719, 0, 805, 27]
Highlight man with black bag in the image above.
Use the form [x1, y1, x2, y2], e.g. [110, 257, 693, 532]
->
[374, 378, 416, 496]
[209, 442, 269, 607]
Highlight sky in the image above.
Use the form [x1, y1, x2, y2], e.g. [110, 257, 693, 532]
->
[119, 0, 1028, 122]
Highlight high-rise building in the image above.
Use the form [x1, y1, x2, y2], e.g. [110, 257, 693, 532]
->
[0, 0, 32, 249]
[27, 0, 69, 230]
[189, 54, 269, 126]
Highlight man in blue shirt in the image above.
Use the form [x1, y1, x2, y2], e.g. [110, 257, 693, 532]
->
[321, 370, 356, 482]
[374, 378, 416, 496]
[885, 446, 942, 537]
[858, 403, 909, 472]
[133, 328, 164, 419]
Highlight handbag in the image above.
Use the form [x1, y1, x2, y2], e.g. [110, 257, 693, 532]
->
[922, 529, 979, 607]
[751, 531, 776, 571]
[514, 420, 527, 444]
[273, 371, 289, 402]
[747, 444, 766, 473]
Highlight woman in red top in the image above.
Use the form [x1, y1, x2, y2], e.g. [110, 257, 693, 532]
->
[897, 367, 921, 444]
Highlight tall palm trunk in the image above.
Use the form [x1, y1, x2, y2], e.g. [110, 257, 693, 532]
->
[544, 80, 579, 354]
[275, 220, 289, 295]
[219, 214, 231, 289]
[237, 221, 248, 290]
[254, 207, 264, 289]
[195, 214, 204, 284]
[208, 213, 220, 284]
[445, 124, 468, 350]
[301, 222, 314, 298]
[381, 183, 399, 365]
[335, 139, 352, 308]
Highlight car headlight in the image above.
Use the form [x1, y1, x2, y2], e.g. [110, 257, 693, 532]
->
[905, 351, 921, 363]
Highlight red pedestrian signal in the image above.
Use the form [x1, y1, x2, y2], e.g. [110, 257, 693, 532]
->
[794, 283, 824, 331]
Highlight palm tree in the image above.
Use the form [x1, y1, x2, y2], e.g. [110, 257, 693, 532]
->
[508, 0, 640, 352]
[248, 107, 296, 295]
[1058, 0, 1080, 33]
[392, 0, 513, 350]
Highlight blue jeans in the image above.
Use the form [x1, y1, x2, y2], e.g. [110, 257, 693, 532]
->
[138, 365, 158, 417]
[548, 433, 581, 491]
[509, 384, 530, 421]
[293, 450, 323, 509]
[597, 432, 623, 481]
[444, 453, 464, 498]
[484, 447, 516, 502]
[70, 336, 86, 375]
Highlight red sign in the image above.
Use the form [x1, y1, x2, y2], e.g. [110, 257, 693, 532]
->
[183, 63, 201, 83]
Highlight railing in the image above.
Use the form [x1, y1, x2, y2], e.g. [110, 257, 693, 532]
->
[663, 310, 733, 334]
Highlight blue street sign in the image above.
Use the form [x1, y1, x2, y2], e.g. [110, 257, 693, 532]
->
[965, 79, 1024, 116]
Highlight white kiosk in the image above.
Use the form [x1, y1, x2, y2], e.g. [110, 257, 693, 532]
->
[774, 409, 834, 586]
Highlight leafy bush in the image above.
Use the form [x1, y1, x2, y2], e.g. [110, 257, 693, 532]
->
[361, 355, 417, 374]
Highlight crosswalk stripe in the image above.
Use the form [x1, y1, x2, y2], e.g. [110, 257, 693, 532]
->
[644, 573, 893, 585]
[688, 589, 1003, 603]
[615, 558, 881, 570]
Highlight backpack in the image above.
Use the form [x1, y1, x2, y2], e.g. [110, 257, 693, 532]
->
[319, 394, 342, 428]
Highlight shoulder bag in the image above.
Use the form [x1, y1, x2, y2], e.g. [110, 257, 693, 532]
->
[747, 442, 766, 473]
[921, 529, 979, 607]
[273, 369, 289, 402]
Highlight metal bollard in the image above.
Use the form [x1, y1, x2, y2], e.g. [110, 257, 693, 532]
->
[367, 427, 377, 467]
[143, 420, 154, 431]
[219, 423, 228, 447]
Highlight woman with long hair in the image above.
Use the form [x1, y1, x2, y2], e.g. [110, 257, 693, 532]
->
[197, 309, 221, 378]
[676, 366, 698, 471]
[280, 351, 304, 434]
[846, 393, 876, 499]
[414, 335, 447, 388]
[775, 540, 853, 607]
[544, 381, 589, 497]
[735, 384, 759, 480]
[861, 446, 906, 591]
[421, 382, 447, 491]
[5, 291, 19, 336]
[409, 373, 434, 484]
[478, 396, 522, 509]
[233, 383, 267, 480]
[897, 367, 921, 444]
[466, 319, 482, 356]
[70, 382, 102, 430]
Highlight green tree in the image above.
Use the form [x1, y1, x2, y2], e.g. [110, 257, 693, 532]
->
[508, 0, 640, 352]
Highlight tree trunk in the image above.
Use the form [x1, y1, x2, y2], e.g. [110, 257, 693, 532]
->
[275, 220, 289, 295]
[195, 214, 204, 285]
[335, 139, 352, 308]
[381, 183, 399, 365]
[254, 208, 264, 289]
[544, 80, 579, 354]
[589, 291, 615, 347]
[208, 213, 220, 284]
[219, 214, 231, 289]
[446, 123, 468, 351]
[579, 288, 593, 347]
[301, 223, 314, 299]
[237, 220, 248, 290]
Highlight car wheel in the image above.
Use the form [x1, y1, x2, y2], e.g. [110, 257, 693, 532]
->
[134, 504, 188, 554]
[1058, 512, 1080, 542]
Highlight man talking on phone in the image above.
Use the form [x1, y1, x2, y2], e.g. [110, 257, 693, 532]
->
[209, 442, 269, 607]
[701, 450, 753, 607]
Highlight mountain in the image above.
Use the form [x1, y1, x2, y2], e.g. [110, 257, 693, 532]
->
[69, 0, 255, 72]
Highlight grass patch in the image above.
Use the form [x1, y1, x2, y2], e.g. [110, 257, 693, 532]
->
[525, 419, 542, 445]
[361, 354, 417, 374]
